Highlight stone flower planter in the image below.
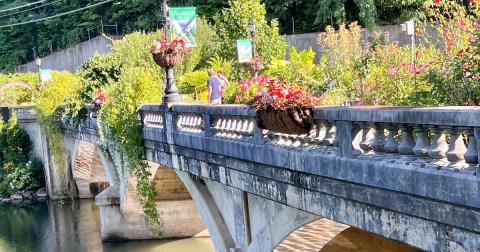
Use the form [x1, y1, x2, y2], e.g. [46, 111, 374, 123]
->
[153, 53, 184, 68]
[255, 107, 313, 135]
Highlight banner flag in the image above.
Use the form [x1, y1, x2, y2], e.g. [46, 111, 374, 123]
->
[236, 39, 253, 63]
[169, 7, 197, 48]
[39, 69, 52, 83]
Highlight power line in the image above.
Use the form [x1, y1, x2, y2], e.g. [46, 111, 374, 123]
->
[0, 0, 62, 19]
[0, 0, 46, 13]
[0, 0, 113, 29]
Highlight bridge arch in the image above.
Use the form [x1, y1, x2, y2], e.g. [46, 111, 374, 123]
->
[0, 80, 33, 95]
[73, 141, 110, 198]
[274, 218, 423, 252]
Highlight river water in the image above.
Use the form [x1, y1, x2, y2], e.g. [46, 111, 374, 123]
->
[0, 200, 214, 252]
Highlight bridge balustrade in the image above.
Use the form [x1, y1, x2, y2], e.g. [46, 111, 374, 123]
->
[140, 105, 480, 176]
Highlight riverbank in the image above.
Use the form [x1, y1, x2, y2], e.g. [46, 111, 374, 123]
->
[0, 188, 48, 203]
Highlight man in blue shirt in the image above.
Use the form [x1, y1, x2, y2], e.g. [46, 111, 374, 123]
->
[207, 69, 222, 105]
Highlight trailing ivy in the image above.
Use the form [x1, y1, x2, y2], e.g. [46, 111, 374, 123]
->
[35, 71, 81, 187]
[99, 67, 163, 236]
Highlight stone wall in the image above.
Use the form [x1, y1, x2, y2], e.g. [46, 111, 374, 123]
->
[15, 35, 121, 73]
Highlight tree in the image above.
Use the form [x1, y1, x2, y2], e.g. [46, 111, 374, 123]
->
[215, 0, 286, 65]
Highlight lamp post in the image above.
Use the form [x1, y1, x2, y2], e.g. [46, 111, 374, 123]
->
[35, 57, 44, 91]
[35, 57, 42, 82]
[401, 19, 417, 104]
[161, 0, 182, 104]
[248, 21, 258, 77]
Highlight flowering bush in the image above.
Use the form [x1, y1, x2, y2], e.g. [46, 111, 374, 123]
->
[91, 89, 106, 106]
[246, 75, 320, 110]
[423, 0, 480, 105]
[353, 31, 437, 105]
[150, 37, 191, 55]
[5, 159, 44, 194]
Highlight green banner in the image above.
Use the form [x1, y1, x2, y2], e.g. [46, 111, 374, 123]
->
[169, 7, 197, 48]
[39, 69, 52, 83]
[237, 39, 253, 63]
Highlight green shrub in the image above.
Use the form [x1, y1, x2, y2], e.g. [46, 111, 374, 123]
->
[177, 71, 209, 102]
[0, 119, 44, 196]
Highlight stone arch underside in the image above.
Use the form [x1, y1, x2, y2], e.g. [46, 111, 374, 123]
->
[152, 164, 206, 238]
[73, 141, 109, 198]
[175, 170, 236, 250]
[274, 218, 423, 252]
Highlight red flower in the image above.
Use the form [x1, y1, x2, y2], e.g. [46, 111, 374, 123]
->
[246, 76, 320, 110]
[150, 36, 190, 55]
[435, 0, 440, 3]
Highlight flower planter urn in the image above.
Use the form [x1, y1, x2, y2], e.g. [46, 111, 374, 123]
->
[256, 107, 313, 135]
[153, 53, 184, 69]
[246, 61, 264, 73]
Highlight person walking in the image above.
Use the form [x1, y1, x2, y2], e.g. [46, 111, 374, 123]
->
[218, 70, 229, 103]
[207, 69, 222, 105]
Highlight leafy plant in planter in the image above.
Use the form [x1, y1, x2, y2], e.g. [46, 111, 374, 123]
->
[246, 75, 320, 135]
[150, 37, 192, 68]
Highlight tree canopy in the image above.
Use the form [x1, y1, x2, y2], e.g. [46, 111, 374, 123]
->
[0, 0, 427, 72]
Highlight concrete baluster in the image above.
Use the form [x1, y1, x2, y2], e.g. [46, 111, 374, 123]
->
[301, 126, 317, 147]
[188, 115, 195, 132]
[359, 122, 375, 155]
[322, 122, 336, 146]
[445, 127, 468, 171]
[398, 125, 416, 160]
[372, 123, 386, 154]
[412, 125, 431, 164]
[240, 119, 248, 135]
[384, 124, 400, 156]
[265, 130, 276, 143]
[474, 128, 480, 175]
[176, 114, 183, 129]
[464, 128, 478, 165]
[222, 118, 229, 137]
[246, 120, 254, 138]
[313, 121, 326, 146]
[186, 115, 192, 131]
[427, 127, 449, 168]
[196, 116, 203, 133]
[226, 117, 233, 138]
[198, 115, 205, 132]
[273, 133, 283, 145]
[234, 118, 243, 138]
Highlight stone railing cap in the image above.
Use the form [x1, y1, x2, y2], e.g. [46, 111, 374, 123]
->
[314, 106, 480, 127]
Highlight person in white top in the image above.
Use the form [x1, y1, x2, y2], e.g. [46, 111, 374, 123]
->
[218, 70, 229, 103]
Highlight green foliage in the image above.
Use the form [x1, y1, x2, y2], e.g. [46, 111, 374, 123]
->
[264, 47, 323, 93]
[4, 159, 44, 195]
[0, 118, 44, 196]
[317, 22, 363, 101]
[177, 71, 209, 102]
[215, 0, 287, 65]
[36, 71, 80, 180]
[207, 55, 234, 76]
[99, 66, 162, 236]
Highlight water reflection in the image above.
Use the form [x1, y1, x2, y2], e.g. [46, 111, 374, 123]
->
[0, 200, 214, 252]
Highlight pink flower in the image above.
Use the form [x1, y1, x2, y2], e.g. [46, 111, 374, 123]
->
[389, 68, 398, 76]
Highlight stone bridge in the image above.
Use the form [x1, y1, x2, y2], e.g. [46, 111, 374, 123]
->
[13, 104, 480, 252]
